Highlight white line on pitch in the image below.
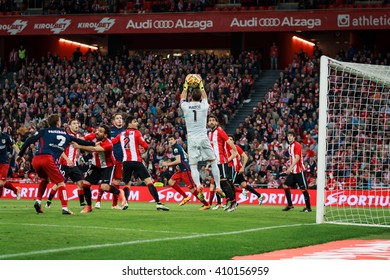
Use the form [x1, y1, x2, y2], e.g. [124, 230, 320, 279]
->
[0, 221, 188, 234]
[0, 223, 315, 259]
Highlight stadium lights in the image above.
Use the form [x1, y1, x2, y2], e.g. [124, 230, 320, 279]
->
[59, 38, 98, 50]
[292, 36, 315, 46]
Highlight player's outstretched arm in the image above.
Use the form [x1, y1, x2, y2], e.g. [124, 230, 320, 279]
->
[180, 79, 189, 101]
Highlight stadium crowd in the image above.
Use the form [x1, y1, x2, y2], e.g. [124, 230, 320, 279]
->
[0, 41, 389, 190]
[1, 0, 389, 15]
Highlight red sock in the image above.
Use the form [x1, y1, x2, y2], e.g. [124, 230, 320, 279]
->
[112, 184, 119, 206]
[57, 186, 68, 208]
[96, 188, 104, 203]
[49, 188, 56, 197]
[77, 189, 84, 196]
[37, 180, 48, 200]
[209, 190, 215, 205]
[0, 187, 3, 197]
[171, 183, 187, 197]
[4, 182, 18, 193]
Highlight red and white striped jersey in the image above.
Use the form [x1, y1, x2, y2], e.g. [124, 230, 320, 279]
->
[289, 141, 305, 173]
[58, 130, 80, 166]
[208, 127, 229, 164]
[84, 133, 115, 168]
[111, 128, 148, 163]
[226, 144, 245, 172]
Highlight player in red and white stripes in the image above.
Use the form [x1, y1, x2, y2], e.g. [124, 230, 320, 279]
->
[282, 131, 312, 212]
[227, 135, 264, 204]
[111, 115, 169, 211]
[207, 114, 238, 212]
[72, 125, 126, 213]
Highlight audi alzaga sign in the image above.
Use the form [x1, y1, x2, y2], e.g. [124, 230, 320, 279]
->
[230, 17, 321, 29]
[0, 9, 389, 35]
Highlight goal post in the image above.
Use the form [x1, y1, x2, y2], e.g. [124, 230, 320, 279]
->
[317, 55, 390, 227]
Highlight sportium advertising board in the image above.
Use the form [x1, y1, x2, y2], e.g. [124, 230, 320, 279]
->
[3, 183, 390, 207]
[0, 9, 389, 35]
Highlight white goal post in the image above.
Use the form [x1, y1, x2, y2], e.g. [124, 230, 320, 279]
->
[317, 55, 390, 227]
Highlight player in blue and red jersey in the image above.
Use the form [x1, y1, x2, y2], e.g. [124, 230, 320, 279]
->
[0, 132, 21, 200]
[161, 135, 210, 208]
[17, 114, 94, 215]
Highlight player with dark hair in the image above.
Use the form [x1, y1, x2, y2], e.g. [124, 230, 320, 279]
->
[207, 114, 238, 212]
[282, 131, 312, 212]
[161, 135, 210, 208]
[95, 113, 125, 210]
[46, 118, 86, 208]
[17, 114, 94, 215]
[227, 135, 264, 204]
[72, 125, 126, 213]
[111, 115, 169, 211]
[0, 131, 20, 200]
[180, 74, 221, 210]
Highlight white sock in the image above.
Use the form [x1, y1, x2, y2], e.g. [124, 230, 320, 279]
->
[210, 160, 221, 189]
[190, 165, 201, 186]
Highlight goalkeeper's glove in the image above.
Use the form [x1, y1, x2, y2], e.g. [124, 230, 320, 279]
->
[199, 80, 204, 90]
[183, 81, 188, 91]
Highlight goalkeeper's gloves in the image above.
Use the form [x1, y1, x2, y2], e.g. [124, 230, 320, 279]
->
[183, 81, 188, 91]
[199, 80, 204, 90]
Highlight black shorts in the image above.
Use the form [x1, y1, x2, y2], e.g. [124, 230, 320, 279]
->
[122, 161, 151, 184]
[59, 165, 84, 183]
[284, 172, 308, 190]
[232, 171, 246, 186]
[218, 163, 232, 180]
[84, 165, 114, 185]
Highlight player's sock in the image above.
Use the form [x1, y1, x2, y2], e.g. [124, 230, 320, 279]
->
[171, 183, 187, 197]
[210, 161, 221, 189]
[47, 188, 56, 202]
[77, 189, 85, 205]
[147, 183, 160, 203]
[82, 183, 92, 206]
[123, 186, 130, 201]
[96, 188, 103, 203]
[57, 186, 68, 208]
[4, 182, 18, 194]
[0, 186, 3, 197]
[303, 190, 311, 209]
[221, 180, 235, 202]
[37, 179, 48, 200]
[190, 165, 201, 186]
[245, 185, 261, 197]
[208, 190, 215, 205]
[284, 188, 293, 206]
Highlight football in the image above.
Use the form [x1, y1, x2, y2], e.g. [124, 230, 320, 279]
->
[185, 74, 202, 88]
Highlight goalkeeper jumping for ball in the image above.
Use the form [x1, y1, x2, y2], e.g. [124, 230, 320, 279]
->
[180, 74, 222, 210]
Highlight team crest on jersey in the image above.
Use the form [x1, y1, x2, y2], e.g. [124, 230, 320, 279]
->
[174, 148, 178, 153]
[1, 139, 5, 144]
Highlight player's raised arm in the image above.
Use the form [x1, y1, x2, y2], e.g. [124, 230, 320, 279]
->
[199, 77, 207, 100]
[180, 78, 189, 102]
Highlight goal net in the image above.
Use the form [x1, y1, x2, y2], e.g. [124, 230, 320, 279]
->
[317, 56, 390, 227]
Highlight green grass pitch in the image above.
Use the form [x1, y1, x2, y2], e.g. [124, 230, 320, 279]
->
[0, 199, 389, 260]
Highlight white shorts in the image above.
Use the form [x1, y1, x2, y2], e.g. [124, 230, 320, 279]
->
[187, 136, 216, 165]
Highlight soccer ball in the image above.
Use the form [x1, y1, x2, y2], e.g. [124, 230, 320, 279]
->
[185, 74, 202, 88]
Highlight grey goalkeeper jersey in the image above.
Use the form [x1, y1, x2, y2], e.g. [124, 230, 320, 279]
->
[180, 98, 209, 139]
